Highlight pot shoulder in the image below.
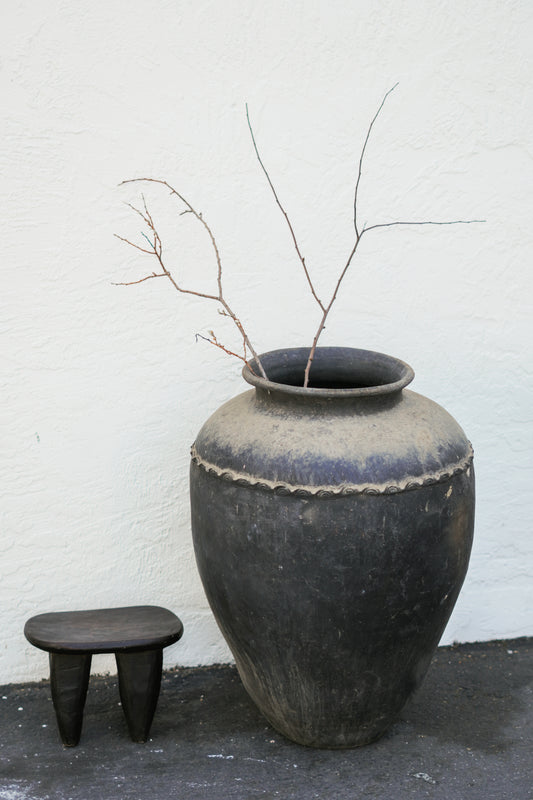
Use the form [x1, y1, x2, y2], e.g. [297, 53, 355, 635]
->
[192, 388, 472, 491]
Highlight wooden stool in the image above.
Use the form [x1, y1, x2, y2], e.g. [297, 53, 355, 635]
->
[24, 605, 183, 746]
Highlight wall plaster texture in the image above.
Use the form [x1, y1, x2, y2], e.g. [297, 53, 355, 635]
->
[1, 0, 532, 683]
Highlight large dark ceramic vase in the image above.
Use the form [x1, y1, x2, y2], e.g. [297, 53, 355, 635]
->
[190, 347, 475, 748]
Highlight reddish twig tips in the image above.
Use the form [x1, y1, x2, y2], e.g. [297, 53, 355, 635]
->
[195, 331, 259, 375]
[115, 178, 267, 379]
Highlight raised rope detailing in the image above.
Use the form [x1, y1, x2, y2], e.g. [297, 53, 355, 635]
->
[190, 443, 474, 498]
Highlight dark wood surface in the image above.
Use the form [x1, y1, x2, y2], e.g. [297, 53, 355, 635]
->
[24, 606, 183, 654]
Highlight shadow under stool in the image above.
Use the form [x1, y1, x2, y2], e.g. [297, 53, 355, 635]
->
[24, 605, 183, 746]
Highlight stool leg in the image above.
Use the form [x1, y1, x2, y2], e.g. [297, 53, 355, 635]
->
[115, 649, 163, 742]
[49, 653, 92, 746]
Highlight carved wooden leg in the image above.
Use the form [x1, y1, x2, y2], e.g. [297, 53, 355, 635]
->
[115, 649, 163, 742]
[49, 653, 92, 746]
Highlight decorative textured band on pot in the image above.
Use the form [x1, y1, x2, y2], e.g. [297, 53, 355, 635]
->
[190, 443, 474, 498]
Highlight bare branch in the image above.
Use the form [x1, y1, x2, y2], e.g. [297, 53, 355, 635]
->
[354, 83, 399, 238]
[117, 178, 267, 378]
[303, 238, 362, 388]
[245, 105, 325, 313]
[363, 219, 485, 233]
[120, 178, 225, 295]
[302, 213, 484, 387]
[195, 331, 259, 376]
[117, 93, 483, 391]
[302, 84, 484, 388]
[114, 233, 155, 255]
[112, 272, 167, 286]
[123, 201, 151, 226]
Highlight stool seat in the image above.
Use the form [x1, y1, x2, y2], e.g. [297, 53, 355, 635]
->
[24, 605, 184, 746]
[24, 605, 183, 654]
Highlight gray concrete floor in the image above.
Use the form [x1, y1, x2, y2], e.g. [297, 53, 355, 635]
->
[0, 638, 531, 800]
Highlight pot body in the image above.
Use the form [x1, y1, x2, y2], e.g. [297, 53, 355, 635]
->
[190, 348, 474, 747]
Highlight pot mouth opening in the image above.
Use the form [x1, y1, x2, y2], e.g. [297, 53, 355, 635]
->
[243, 347, 414, 398]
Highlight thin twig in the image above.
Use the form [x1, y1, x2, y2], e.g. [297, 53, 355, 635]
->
[114, 233, 156, 256]
[363, 219, 485, 233]
[354, 83, 399, 239]
[117, 179, 267, 378]
[301, 217, 485, 388]
[246, 105, 325, 312]
[117, 92, 483, 390]
[304, 85, 400, 388]
[195, 332, 259, 376]
[112, 271, 166, 285]
[302, 85, 483, 388]
[302, 240, 360, 388]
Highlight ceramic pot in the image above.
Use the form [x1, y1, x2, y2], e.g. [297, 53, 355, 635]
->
[190, 347, 474, 747]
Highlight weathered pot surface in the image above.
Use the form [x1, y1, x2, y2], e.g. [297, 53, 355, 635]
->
[190, 347, 475, 747]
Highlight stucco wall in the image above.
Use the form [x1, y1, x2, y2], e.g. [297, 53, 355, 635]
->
[2, 0, 532, 684]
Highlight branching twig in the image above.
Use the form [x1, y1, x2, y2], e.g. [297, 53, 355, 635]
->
[280, 86, 480, 387]
[115, 179, 267, 378]
[118, 90, 483, 390]
[195, 331, 259, 375]
[246, 86, 483, 388]
[302, 217, 483, 388]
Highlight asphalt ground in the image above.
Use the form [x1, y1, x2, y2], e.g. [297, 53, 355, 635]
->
[0, 638, 531, 800]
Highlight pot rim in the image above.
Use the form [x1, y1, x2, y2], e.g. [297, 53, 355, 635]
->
[243, 347, 415, 398]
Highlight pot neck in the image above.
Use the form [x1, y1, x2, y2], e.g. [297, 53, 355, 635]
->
[243, 347, 414, 407]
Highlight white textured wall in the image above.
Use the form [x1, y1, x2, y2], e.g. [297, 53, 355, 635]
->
[2, 0, 532, 684]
